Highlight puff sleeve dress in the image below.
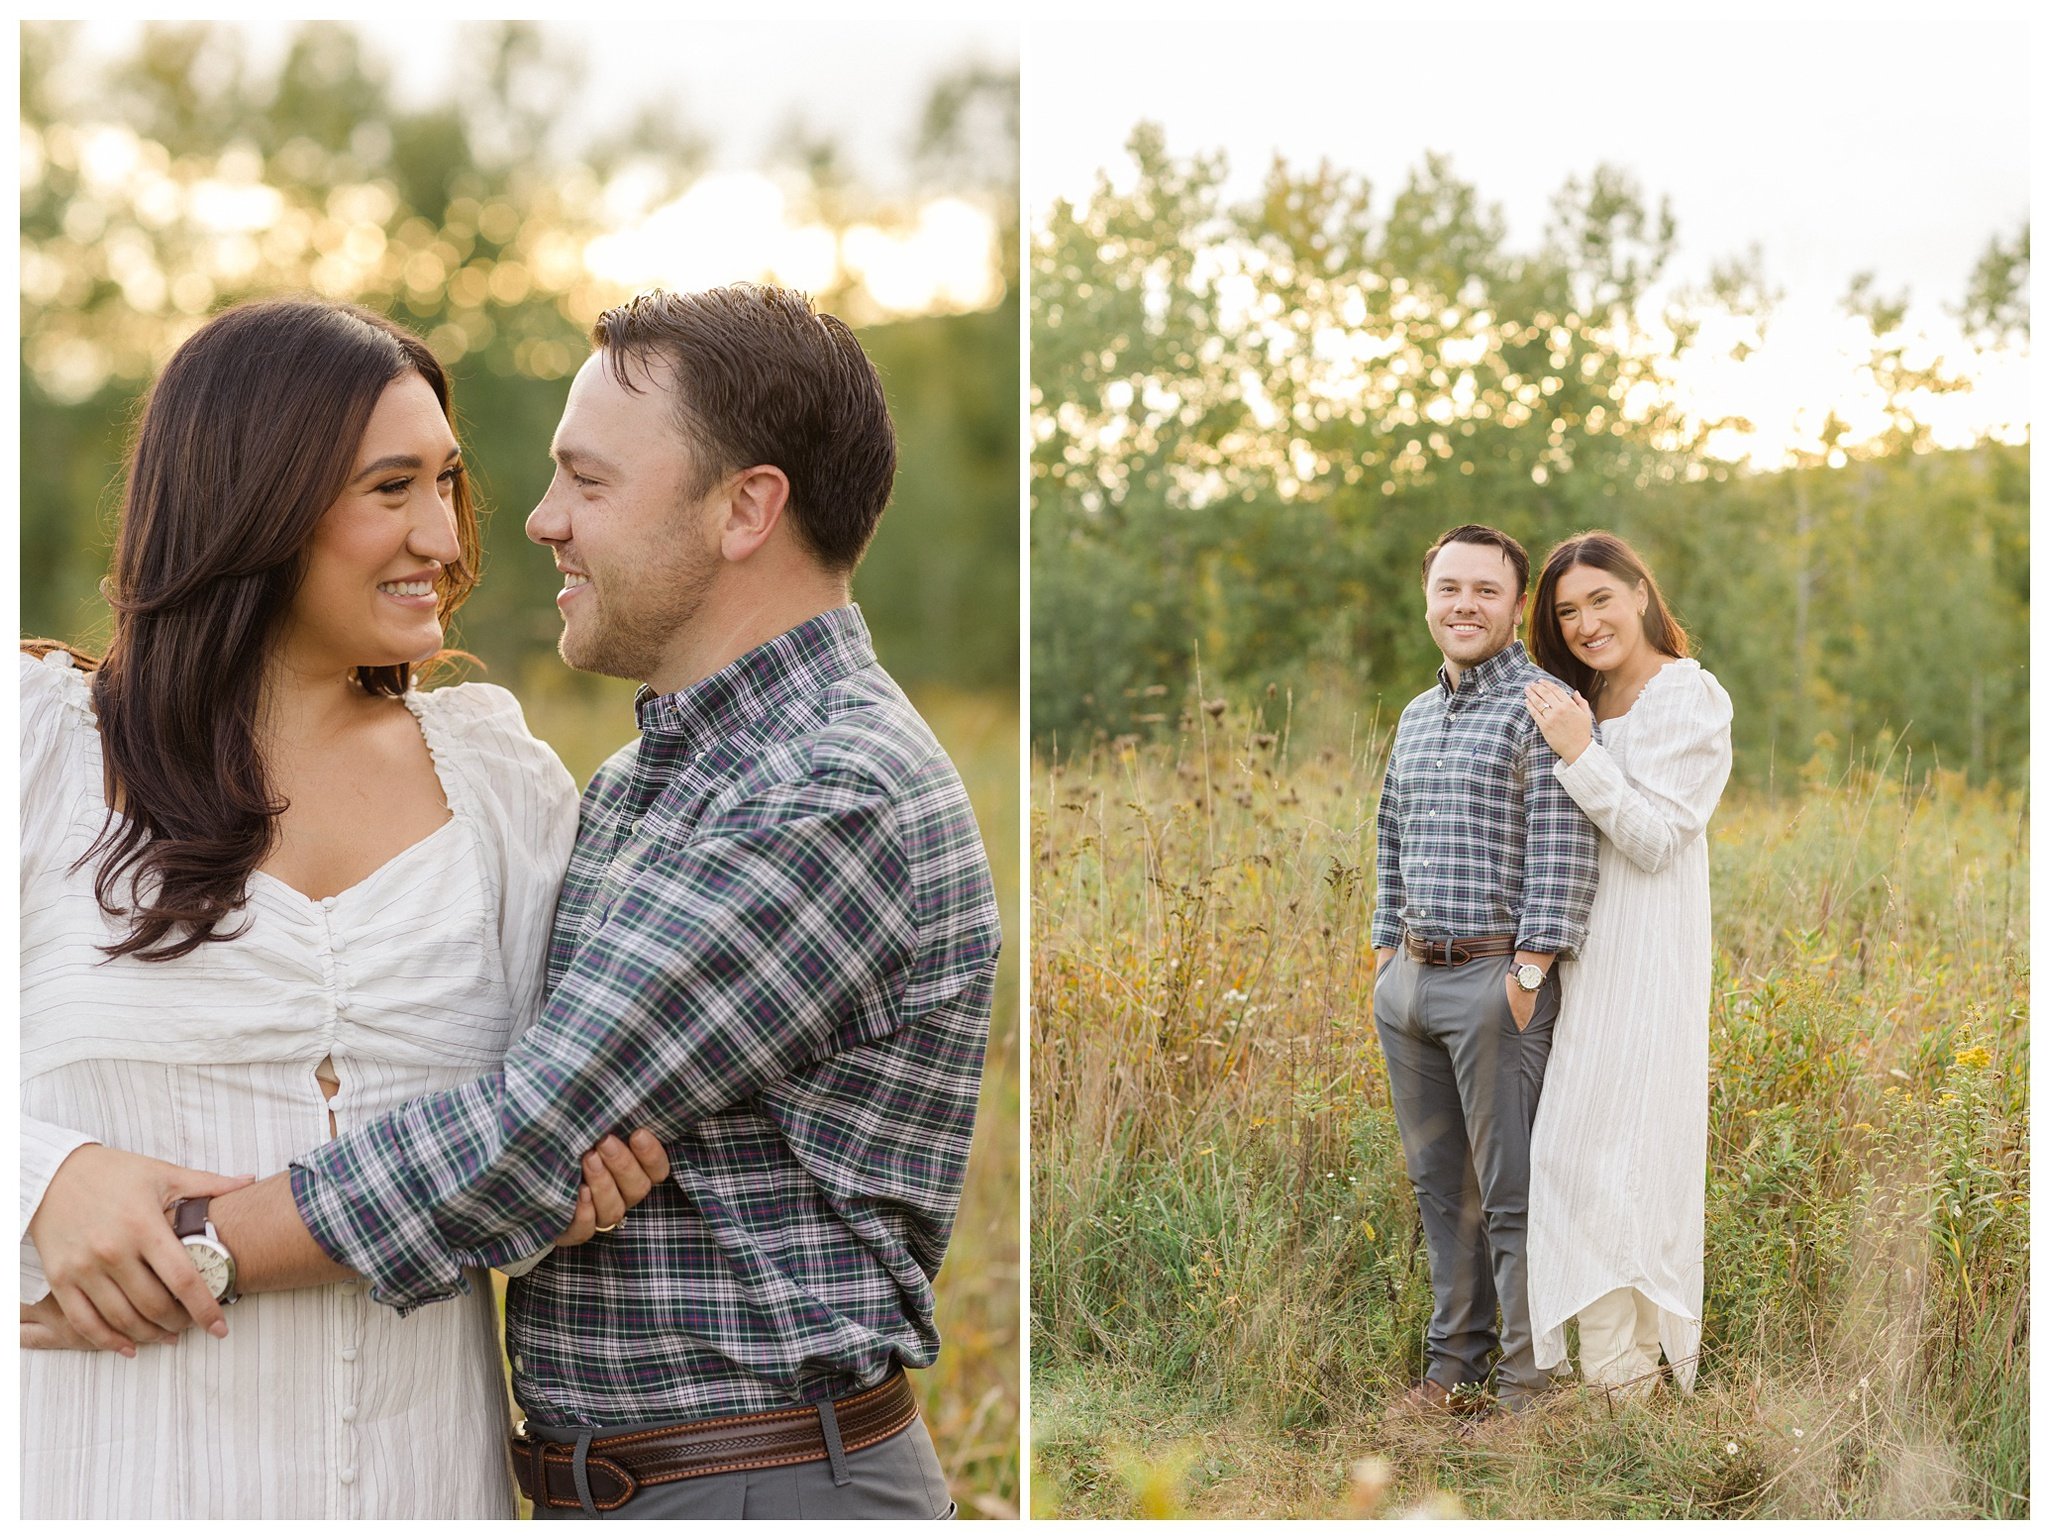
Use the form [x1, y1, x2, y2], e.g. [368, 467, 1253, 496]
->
[1525, 659, 1733, 1393]
[19, 650, 580, 1518]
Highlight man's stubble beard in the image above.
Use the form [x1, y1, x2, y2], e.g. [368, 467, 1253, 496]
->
[1429, 615, 1516, 669]
[557, 537, 722, 686]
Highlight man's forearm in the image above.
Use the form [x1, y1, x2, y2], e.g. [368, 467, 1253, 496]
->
[208, 1172, 353, 1294]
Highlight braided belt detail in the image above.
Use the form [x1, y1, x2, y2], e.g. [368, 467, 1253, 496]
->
[510, 1369, 919, 1512]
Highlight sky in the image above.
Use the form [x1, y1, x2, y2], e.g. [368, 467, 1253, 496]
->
[72, 16, 1019, 192]
[1024, 5, 2031, 466]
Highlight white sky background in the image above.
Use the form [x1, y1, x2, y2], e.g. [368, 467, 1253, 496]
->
[1024, 3, 2032, 466]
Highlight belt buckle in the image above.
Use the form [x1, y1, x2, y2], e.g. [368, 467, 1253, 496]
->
[518, 1431, 578, 1512]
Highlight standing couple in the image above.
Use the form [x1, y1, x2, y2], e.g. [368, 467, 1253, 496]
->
[1372, 523, 1733, 1417]
[21, 285, 999, 1518]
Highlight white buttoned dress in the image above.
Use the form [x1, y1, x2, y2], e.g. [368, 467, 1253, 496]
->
[1526, 659, 1733, 1393]
[19, 650, 580, 1518]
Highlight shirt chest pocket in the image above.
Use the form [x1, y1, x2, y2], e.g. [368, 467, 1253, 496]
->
[1465, 710, 1529, 780]
[1409, 717, 1524, 819]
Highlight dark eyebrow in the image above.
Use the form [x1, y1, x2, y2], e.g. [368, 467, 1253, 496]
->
[554, 446, 621, 478]
[355, 446, 460, 483]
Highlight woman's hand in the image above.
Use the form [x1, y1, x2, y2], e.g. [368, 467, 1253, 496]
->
[25, 1144, 254, 1355]
[552, 1129, 671, 1247]
[1524, 678, 1596, 763]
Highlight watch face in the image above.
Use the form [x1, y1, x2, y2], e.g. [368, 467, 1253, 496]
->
[185, 1239, 234, 1302]
[1515, 964, 1544, 990]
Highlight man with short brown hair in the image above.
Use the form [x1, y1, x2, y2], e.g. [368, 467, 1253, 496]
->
[43, 284, 1000, 1520]
[1371, 524, 1597, 1417]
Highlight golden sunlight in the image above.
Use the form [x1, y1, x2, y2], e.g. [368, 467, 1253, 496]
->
[1670, 300, 2028, 469]
[585, 171, 1000, 319]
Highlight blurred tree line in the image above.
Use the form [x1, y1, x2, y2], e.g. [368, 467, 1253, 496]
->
[21, 21, 1018, 705]
[1032, 126, 2027, 784]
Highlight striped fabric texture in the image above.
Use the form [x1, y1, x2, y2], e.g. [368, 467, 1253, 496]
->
[19, 650, 580, 1518]
[292, 606, 1002, 1426]
[1371, 641, 1600, 956]
[1527, 659, 1734, 1392]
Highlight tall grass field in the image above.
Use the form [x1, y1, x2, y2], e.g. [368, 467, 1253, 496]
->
[1030, 699, 2026, 1519]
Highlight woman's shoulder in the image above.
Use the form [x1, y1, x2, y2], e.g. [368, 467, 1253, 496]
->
[20, 648, 95, 744]
[409, 677, 533, 735]
[20, 646, 91, 705]
[408, 680, 578, 813]
[1640, 658, 1731, 729]
[20, 649, 96, 843]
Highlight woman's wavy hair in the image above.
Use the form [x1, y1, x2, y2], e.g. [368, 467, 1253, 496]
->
[1528, 530, 1691, 699]
[25, 297, 480, 961]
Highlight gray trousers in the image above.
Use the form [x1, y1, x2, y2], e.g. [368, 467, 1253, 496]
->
[1374, 950, 1558, 1405]
[524, 1412, 955, 1520]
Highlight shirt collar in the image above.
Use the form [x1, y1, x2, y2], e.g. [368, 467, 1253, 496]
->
[1436, 639, 1530, 701]
[633, 604, 876, 746]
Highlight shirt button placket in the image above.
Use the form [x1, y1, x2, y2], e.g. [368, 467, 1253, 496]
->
[333, 1254, 366, 1516]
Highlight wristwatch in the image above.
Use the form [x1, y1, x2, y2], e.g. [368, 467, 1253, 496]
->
[170, 1197, 240, 1306]
[1510, 962, 1546, 992]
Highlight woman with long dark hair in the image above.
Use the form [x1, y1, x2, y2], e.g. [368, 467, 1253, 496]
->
[20, 297, 657, 1517]
[1519, 531, 1733, 1399]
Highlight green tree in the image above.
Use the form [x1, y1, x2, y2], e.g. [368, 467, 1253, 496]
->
[1031, 130, 2029, 785]
[22, 23, 1018, 696]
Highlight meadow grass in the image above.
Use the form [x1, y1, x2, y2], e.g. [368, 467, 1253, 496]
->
[1030, 703, 2026, 1519]
[507, 677, 1021, 1519]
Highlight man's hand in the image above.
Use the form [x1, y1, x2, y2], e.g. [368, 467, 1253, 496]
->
[553, 1130, 671, 1247]
[1375, 946, 1396, 976]
[1504, 951, 1556, 1033]
[26, 1145, 253, 1355]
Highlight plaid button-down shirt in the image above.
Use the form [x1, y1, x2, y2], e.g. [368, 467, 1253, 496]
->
[1370, 641, 1598, 957]
[291, 606, 1001, 1425]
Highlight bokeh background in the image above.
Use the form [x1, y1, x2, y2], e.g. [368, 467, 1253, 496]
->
[1027, 13, 2027, 1521]
[20, 18, 1020, 1518]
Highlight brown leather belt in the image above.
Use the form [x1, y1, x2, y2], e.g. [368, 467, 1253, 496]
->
[1403, 931, 1518, 967]
[509, 1368, 919, 1513]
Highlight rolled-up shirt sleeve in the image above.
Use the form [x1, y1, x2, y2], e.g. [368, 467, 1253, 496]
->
[290, 768, 916, 1313]
[1514, 726, 1599, 956]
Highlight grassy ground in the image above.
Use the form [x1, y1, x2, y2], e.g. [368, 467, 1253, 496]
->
[1030, 703, 2026, 1519]
[508, 676, 1021, 1519]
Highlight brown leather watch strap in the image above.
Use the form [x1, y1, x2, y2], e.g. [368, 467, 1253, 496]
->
[170, 1196, 213, 1238]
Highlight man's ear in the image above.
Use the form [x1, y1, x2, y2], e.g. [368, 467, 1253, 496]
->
[717, 465, 791, 562]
